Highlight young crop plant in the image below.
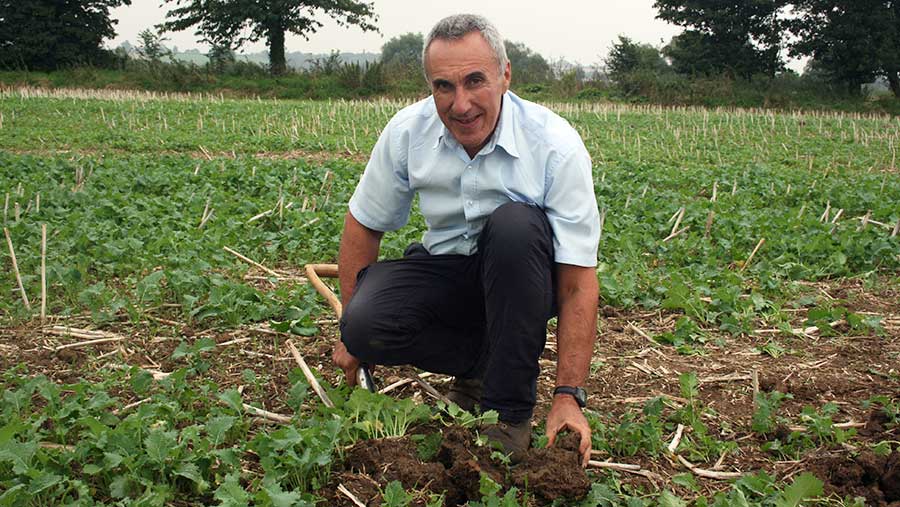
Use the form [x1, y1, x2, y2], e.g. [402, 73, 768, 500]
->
[752, 391, 793, 435]
[342, 389, 432, 440]
[762, 402, 857, 459]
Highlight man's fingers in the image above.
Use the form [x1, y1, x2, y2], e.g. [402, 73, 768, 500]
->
[345, 367, 359, 386]
[579, 429, 592, 467]
[545, 425, 558, 447]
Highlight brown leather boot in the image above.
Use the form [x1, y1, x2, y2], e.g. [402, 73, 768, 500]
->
[483, 418, 532, 463]
[446, 377, 482, 413]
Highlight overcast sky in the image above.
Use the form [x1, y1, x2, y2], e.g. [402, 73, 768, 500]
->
[109, 1, 683, 66]
[108, 1, 805, 71]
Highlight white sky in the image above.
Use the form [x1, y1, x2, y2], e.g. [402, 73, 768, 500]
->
[109, 1, 681, 66]
[108, 1, 805, 71]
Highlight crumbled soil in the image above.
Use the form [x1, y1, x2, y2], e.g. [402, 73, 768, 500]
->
[329, 426, 589, 506]
[807, 451, 900, 506]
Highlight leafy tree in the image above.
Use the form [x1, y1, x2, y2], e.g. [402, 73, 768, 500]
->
[136, 28, 172, 63]
[159, 0, 378, 75]
[605, 36, 668, 84]
[790, 0, 900, 97]
[207, 42, 236, 74]
[380, 32, 422, 70]
[505, 40, 552, 84]
[0, 0, 131, 70]
[653, 0, 787, 78]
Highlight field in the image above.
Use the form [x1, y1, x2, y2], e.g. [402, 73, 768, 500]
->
[1, 86, 899, 506]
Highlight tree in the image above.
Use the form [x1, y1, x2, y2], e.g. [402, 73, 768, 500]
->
[159, 0, 378, 75]
[605, 36, 668, 84]
[380, 32, 422, 70]
[0, 0, 131, 70]
[790, 0, 900, 97]
[653, 0, 787, 78]
[504, 41, 552, 84]
[136, 28, 172, 63]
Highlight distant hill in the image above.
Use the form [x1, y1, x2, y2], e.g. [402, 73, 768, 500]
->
[115, 41, 379, 70]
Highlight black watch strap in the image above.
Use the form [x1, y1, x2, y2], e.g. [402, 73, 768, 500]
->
[553, 386, 587, 408]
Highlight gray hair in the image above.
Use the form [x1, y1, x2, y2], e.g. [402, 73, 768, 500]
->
[422, 14, 509, 81]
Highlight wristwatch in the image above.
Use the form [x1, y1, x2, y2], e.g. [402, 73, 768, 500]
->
[553, 386, 587, 408]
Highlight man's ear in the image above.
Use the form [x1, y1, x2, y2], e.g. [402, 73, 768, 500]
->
[502, 62, 511, 91]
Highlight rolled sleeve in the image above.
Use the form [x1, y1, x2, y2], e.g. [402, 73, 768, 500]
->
[543, 144, 601, 267]
[348, 118, 415, 232]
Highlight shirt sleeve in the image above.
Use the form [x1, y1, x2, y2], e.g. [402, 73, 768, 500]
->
[543, 142, 601, 267]
[348, 116, 415, 232]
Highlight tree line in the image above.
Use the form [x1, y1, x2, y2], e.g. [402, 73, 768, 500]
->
[1, 0, 897, 99]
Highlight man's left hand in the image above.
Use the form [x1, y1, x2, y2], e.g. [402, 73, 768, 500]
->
[545, 395, 592, 467]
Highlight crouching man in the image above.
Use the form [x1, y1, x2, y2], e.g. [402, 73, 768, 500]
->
[332, 14, 601, 466]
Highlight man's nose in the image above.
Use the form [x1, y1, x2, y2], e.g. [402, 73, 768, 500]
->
[451, 87, 472, 115]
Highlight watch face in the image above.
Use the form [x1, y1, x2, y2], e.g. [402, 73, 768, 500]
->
[574, 387, 587, 407]
[555, 386, 587, 408]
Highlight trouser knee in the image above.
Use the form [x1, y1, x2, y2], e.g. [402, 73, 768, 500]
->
[339, 294, 385, 363]
[480, 202, 553, 268]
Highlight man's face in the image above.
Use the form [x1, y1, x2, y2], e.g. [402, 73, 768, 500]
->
[425, 32, 511, 157]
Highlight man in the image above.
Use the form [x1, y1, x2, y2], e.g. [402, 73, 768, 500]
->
[333, 14, 600, 466]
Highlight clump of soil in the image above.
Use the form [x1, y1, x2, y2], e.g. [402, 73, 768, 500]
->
[326, 426, 590, 506]
[511, 433, 591, 502]
[808, 451, 900, 506]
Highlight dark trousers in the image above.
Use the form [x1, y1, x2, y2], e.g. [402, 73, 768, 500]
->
[340, 202, 556, 423]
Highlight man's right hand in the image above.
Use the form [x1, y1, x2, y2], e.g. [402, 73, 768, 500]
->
[332, 341, 361, 386]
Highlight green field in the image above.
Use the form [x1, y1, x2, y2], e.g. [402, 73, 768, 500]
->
[1, 87, 899, 506]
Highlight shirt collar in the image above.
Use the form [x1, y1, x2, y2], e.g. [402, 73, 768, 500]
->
[435, 92, 520, 159]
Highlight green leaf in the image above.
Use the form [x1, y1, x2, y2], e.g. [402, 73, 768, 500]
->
[175, 462, 209, 492]
[658, 490, 687, 507]
[145, 428, 177, 464]
[775, 473, 823, 507]
[260, 481, 304, 507]
[679, 372, 699, 399]
[382, 480, 413, 507]
[671, 473, 699, 492]
[27, 470, 63, 495]
[109, 475, 134, 499]
[214, 472, 250, 507]
[218, 389, 244, 414]
[131, 368, 154, 395]
[83, 464, 103, 475]
[0, 440, 37, 474]
[206, 415, 236, 446]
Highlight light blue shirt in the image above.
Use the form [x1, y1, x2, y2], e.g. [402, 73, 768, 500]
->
[348, 91, 601, 267]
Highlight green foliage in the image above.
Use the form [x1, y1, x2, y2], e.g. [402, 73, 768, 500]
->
[789, 0, 900, 97]
[0, 0, 131, 71]
[435, 401, 499, 428]
[159, 0, 378, 75]
[762, 403, 857, 458]
[694, 471, 823, 507]
[342, 390, 432, 440]
[653, 316, 708, 354]
[605, 36, 669, 94]
[505, 40, 553, 84]
[382, 480, 414, 507]
[863, 395, 899, 428]
[752, 391, 792, 434]
[381, 32, 423, 73]
[654, 0, 786, 78]
[470, 474, 524, 507]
